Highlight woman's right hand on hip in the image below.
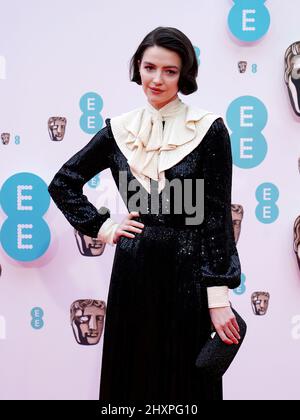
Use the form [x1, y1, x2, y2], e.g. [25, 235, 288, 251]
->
[113, 211, 144, 244]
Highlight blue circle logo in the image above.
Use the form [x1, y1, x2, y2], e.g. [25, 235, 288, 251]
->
[31, 307, 44, 330]
[226, 96, 268, 168]
[0, 173, 51, 261]
[228, 0, 270, 42]
[79, 92, 104, 134]
[255, 182, 279, 223]
[234, 272, 246, 295]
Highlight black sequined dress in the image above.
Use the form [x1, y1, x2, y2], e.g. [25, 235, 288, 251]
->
[48, 117, 241, 402]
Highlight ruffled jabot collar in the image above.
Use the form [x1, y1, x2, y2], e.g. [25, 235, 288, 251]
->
[109, 96, 221, 194]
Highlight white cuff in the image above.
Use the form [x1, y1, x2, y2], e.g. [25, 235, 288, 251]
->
[207, 286, 230, 308]
[97, 218, 119, 246]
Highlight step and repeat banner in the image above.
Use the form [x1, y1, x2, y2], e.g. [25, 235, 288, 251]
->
[0, 0, 300, 400]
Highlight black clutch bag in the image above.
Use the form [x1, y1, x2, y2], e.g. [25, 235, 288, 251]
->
[195, 307, 247, 379]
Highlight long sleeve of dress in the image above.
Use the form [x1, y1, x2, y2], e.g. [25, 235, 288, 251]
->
[48, 123, 113, 238]
[98, 218, 120, 246]
[200, 118, 241, 290]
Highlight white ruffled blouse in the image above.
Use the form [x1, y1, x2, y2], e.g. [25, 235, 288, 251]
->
[109, 96, 221, 194]
[97, 96, 229, 308]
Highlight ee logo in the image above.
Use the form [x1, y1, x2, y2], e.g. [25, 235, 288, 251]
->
[88, 174, 100, 189]
[255, 182, 279, 223]
[228, 0, 271, 42]
[193, 46, 201, 65]
[234, 272, 246, 295]
[31, 307, 44, 330]
[80, 92, 104, 135]
[226, 95, 268, 169]
[0, 173, 51, 261]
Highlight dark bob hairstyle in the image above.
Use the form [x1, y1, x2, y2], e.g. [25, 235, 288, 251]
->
[129, 27, 198, 95]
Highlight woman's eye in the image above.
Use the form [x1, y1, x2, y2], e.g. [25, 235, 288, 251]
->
[144, 66, 176, 75]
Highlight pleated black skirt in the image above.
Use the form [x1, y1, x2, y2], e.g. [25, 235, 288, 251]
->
[99, 224, 223, 402]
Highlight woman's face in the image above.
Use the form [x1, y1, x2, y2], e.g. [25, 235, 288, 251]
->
[138, 45, 181, 110]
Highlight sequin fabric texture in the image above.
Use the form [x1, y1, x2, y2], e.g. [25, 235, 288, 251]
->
[48, 117, 241, 402]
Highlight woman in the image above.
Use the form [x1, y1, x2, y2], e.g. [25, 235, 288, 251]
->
[48, 26, 242, 401]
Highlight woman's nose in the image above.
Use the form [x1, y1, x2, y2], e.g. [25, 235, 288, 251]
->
[153, 71, 163, 84]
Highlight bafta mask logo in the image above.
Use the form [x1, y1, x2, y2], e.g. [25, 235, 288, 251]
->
[74, 206, 110, 256]
[48, 117, 67, 141]
[284, 41, 300, 117]
[231, 204, 244, 244]
[1, 133, 10, 145]
[251, 291, 270, 316]
[238, 61, 247, 73]
[293, 215, 300, 270]
[74, 229, 106, 256]
[71, 299, 106, 345]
